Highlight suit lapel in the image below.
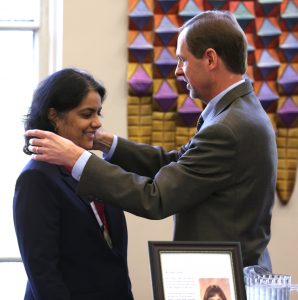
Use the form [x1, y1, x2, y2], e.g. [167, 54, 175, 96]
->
[59, 166, 91, 208]
[210, 80, 254, 120]
[59, 166, 126, 257]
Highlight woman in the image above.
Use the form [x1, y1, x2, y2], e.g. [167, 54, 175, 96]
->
[203, 285, 227, 300]
[13, 68, 134, 300]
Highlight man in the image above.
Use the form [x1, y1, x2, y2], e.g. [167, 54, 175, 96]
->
[26, 10, 277, 270]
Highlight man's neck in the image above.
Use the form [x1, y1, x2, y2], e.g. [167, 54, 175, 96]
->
[204, 73, 244, 104]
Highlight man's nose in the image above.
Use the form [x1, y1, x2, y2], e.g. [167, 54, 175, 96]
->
[175, 62, 183, 77]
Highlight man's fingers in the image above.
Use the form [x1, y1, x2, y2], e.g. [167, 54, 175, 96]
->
[31, 153, 45, 161]
[28, 138, 43, 147]
[28, 145, 43, 154]
[25, 129, 50, 139]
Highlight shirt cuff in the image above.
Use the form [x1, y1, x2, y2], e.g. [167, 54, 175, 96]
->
[102, 135, 118, 161]
[72, 151, 92, 181]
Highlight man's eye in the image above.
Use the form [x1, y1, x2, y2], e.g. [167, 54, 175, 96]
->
[177, 57, 186, 65]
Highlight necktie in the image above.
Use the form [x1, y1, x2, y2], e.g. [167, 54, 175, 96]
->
[196, 115, 204, 131]
[90, 201, 113, 248]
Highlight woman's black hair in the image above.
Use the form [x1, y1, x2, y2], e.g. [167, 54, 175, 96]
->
[23, 68, 106, 154]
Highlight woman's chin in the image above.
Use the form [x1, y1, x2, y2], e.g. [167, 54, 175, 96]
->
[79, 141, 93, 151]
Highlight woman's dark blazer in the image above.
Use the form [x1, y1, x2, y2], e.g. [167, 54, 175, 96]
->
[13, 160, 133, 300]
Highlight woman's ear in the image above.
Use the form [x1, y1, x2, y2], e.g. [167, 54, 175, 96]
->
[48, 107, 58, 132]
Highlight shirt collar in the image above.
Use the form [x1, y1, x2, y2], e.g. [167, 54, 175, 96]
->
[201, 79, 245, 122]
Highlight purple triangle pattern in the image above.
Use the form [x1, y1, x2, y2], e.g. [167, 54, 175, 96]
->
[176, 76, 188, 93]
[258, 82, 279, 100]
[258, 2, 281, 16]
[282, 49, 298, 62]
[280, 33, 298, 62]
[257, 82, 279, 111]
[280, 33, 298, 49]
[257, 19, 281, 47]
[156, 48, 176, 64]
[256, 50, 280, 79]
[234, 2, 255, 20]
[207, 0, 229, 10]
[155, 32, 177, 45]
[283, 19, 298, 31]
[247, 41, 255, 53]
[130, 33, 153, 49]
[157, 0, 178, 14]
[282, 1, 298, 19]
[129, 48, 152, 63]
[278, 65, 298, 94]
[257, 50, 280, 68]
[155, 48, 177, 77]
[130, 16, 152, 30]
[277, 97, 298, 127]
[128, 66, 153, 95]
[179, 0, 203, 22]
[237, 17, 255, 31]
[155, 16, 178, 33]
[155, 16, 178, 45]
[154, 81, 178, 111]
[129, 0, 153, 30]
[257, 19, 281, 37]
[178, 97, 202, 126]
[130, 0, 153, 17]
[129, 33, 153, 62]
[155, 64, 175, 77]
[281, 1, 298, 30]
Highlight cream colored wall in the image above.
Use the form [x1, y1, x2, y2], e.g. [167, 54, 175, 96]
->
[62, 1, 298, 299]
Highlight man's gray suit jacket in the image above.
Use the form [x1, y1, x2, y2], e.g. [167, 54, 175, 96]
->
[77, 80, 278, 270]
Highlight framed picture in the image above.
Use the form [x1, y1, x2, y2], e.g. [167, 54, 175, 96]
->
[148, 241, 247, 300]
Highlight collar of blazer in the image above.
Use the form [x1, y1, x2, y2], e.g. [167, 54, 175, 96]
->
[209, 79, 254, 120]
[58, 165, 91, 205]
[59, 165, 78, 193]
[57, 160, 126, 256]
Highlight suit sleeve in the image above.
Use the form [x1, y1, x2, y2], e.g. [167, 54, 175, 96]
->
[77, 123, 236, 219]
[13, 169, 71, 300]
[110, 137, 180, 177]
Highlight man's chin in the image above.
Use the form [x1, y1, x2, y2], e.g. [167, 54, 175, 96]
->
[189, 90, 199, 100]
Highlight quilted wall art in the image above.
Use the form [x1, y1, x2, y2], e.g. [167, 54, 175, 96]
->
[127, 0, 298, 204]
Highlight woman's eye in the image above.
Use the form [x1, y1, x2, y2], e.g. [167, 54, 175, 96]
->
[81, 113, 92, 118]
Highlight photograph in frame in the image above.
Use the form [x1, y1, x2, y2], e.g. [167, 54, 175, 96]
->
[148, 241, 247, 300]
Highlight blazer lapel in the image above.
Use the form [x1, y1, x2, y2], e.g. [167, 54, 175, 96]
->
[59, 166, 126, 256]
[59, 166, 91, 208]
[210, 79, 254, 120]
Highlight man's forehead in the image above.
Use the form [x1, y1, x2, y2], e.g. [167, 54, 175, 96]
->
[176, 30, 187, 54]
[178, 28, 187, 41]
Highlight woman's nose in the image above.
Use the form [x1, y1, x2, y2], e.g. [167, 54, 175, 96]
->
[92, 115, 102, 128]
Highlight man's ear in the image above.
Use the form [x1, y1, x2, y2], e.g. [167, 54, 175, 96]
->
[205, 48, 217, 69]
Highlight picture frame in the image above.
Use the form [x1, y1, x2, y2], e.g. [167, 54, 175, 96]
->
[148, 241, 247, 300]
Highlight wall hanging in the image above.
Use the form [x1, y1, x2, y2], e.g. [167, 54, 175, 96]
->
[127, 0, 298, 204]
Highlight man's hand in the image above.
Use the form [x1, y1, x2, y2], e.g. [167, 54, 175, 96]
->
[25, 129, 84, 168]
[92, 129, 114, 153]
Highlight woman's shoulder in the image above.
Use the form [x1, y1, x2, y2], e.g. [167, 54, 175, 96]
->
[19, 159, 60, 178]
